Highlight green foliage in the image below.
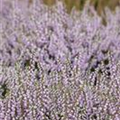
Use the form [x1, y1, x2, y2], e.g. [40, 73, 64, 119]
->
[42, 0, 120, 14]
[0, 83, 9, 99]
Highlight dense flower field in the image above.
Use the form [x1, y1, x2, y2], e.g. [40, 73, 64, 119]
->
[0, 0, 120, 119]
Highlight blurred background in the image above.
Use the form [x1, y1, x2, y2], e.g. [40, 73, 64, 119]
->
[47, 0, 120, 12]
[31, 0, 120, 15]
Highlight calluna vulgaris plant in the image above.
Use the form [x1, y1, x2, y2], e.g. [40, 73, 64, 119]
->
[0, 0, 120, 120]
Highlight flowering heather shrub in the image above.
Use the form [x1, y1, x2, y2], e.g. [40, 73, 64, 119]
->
[0, 0, 120, 119]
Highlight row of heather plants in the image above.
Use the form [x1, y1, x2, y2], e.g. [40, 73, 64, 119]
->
[0, 0, 120, 119]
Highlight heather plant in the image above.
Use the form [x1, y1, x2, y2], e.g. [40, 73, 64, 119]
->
[0, 0, 120, 120]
